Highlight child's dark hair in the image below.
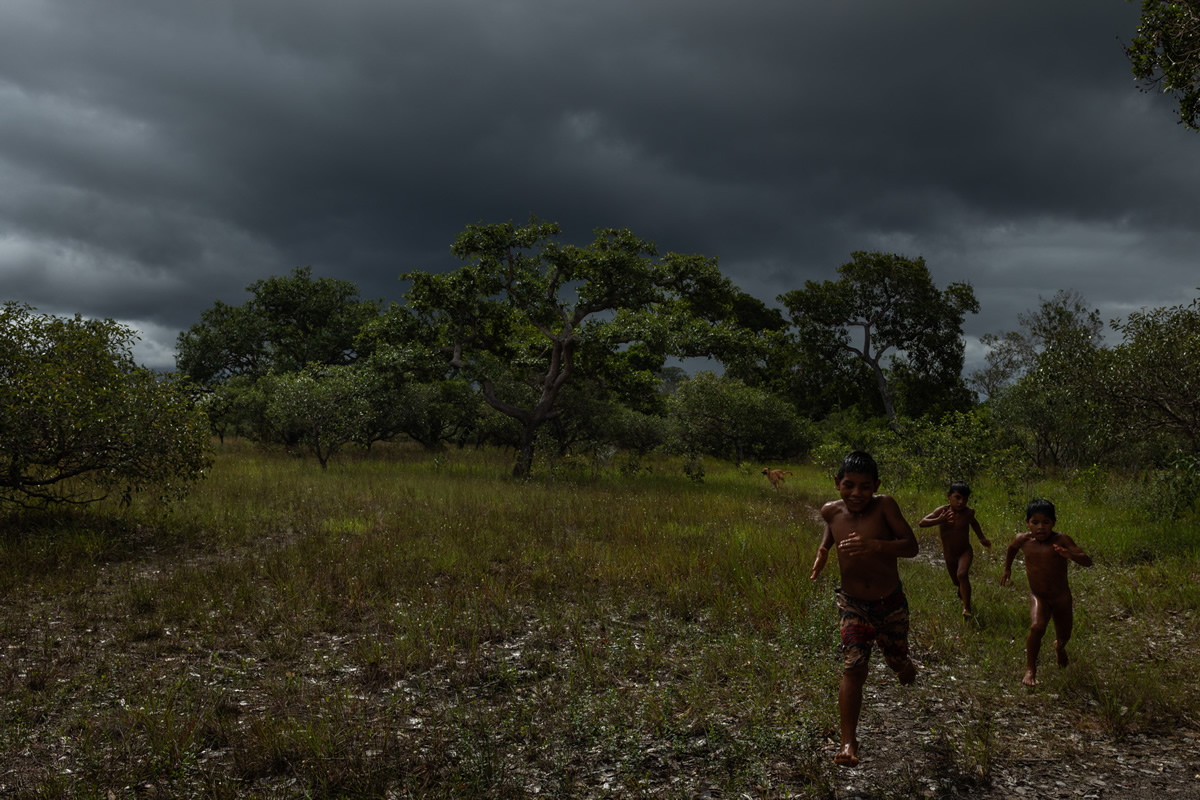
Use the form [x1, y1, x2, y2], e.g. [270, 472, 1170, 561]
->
[948, 481, 971, 498]
[1025, 498, 1056, 521]
[837, 451, 879, 480]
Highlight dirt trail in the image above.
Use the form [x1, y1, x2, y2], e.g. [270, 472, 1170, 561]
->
[828, 661, 1200, 799]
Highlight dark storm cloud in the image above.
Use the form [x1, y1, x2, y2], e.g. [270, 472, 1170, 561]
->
[0, 0, 1195, 369]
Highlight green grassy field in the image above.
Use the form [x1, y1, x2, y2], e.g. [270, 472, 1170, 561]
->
[1, 442, 1198, 798]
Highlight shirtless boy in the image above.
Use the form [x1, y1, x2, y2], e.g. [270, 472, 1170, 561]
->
[919, 481, 991, 617]
[810, 451, 919, 767]
[1000, 499, 1093, 686]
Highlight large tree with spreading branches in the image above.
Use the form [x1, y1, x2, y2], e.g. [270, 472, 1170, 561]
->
[389, 218, 755, 477]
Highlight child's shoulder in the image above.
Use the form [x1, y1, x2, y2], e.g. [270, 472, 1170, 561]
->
[871, 493, 900, 511]
[820, 498, 846, 518]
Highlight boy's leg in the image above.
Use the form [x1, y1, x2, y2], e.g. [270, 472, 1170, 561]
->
[1024, 593, 1050, 686]
[835, 590, 874, 767]
[837, 665, 869, 766]
[956, 548, 975, 616]
[1051, 600, 1074, 667]
[942, 548, 960, 588]
[878, 597, 916, 685]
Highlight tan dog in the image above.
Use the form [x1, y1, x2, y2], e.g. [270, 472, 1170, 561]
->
[762, 467, 792, 489]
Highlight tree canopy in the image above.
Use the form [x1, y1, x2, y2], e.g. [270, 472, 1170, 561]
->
[1, 303, 210, 508]
[667, 371, 813, 465]
[975, 291, 1117, 469]
[176, 266, 381, 384]
[1126, 0, 1200, 130]
[1106, 295, 1200, 453]
[968, 289, 1104, 399]
[390, 218, 754, 477]
[779, 251, 979, 426]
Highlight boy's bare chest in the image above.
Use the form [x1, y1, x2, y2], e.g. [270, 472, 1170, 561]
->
[831, 511, 892, 541]
[1023, 541, 1066, 569]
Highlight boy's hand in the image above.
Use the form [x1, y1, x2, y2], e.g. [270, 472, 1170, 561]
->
[836, 531, 872, 557]
[979, 536, 992, 549]
[1053, 544, 1070, 558]
[999, 569, 1010, 586]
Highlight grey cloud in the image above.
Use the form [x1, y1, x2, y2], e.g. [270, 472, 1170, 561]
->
[0, 0, 1195, 374]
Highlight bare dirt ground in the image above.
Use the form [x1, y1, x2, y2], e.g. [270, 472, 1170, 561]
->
[820, 661, 1200, 799]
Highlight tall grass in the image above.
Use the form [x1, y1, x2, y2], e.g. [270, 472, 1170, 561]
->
[0, 441, 1197, 797]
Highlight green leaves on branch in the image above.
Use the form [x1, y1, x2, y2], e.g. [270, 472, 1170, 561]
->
[395, 218, 756, 477]
[975, 291, 1113, 470]
[975, 289, 1200, 470]
[667, 372, 815, 465]
[780, 251, 979, 425]
[0, 302, 211, 508]
[1107, 296, 1200, 452]
[258, 365, 376, 469]
[176, 266, 381, 384]
[1126, 0, 1200, 130]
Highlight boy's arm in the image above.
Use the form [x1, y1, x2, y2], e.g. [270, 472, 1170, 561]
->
[884, 496, 919, 557]
[1053, 535, 1093, 567]
[1000, 535, 1024, 585]
[969, 512, 990, 548]
[917, 505, 948, 528]
[810, 524, 835, 581]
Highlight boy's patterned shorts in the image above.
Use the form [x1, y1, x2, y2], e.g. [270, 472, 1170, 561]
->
[836, 583, 910, 673]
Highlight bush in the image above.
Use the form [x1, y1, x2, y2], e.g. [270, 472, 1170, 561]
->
[0, 302, 211, 507]
[1138, 452, 1200, 521]
[668, 372, 815, 464]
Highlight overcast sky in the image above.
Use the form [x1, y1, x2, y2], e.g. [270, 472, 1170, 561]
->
[1, 0, 1196, 374]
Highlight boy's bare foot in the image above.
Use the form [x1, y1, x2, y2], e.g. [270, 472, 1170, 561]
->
[1054, 640, 1069, 667]
[834, 743, 859, 767]
[962, 607, 972, 618]
[897, 660, 917, 685]
[1022, 669, 1038, 687]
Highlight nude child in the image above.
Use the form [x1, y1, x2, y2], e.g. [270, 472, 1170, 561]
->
[919, 481, 991, 616]
[811, 451, 919, 766]
[1000, 498, 1093, 686]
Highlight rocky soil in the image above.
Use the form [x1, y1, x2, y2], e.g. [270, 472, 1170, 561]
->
[821, 661, 1200, 799]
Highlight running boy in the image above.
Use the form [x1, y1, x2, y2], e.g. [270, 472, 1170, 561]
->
[1000, 499, 1093, 686]
[919, 481, 991, 617]
[810, 451, 919, 767]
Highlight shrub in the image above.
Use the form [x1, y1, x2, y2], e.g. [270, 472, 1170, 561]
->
[0, 302, 211, 507]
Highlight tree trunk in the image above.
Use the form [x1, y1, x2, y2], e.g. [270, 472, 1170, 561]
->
[869, 362, 899, 430]
[513, 422, 537, 478]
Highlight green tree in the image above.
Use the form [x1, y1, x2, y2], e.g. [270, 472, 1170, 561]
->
[1106, 295, 1200, 453]
[395, 219, 751, 477]
[604, 405, 669, 458]
[194, 375, 276, 444]
[259, 364, 374, 468]
[0, 302, 210, 507]
[968, 289, 1104, 398]
[176, 266, 381, 384]
[383, 381, 484, 451]
[354, 309, 483, 450]
[779, 252, 979, 427]
[1126, 0, 1200, 130]
[722, 327, 878, 421]
[667, 371, 814, 465]
[977, 291, 1114, 469]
